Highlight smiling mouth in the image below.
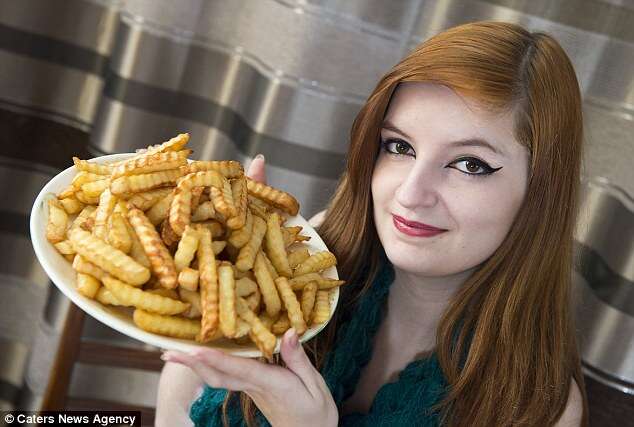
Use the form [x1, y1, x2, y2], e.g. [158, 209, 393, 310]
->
[392, 214, 446, 231]
[391, 214, 447, 237]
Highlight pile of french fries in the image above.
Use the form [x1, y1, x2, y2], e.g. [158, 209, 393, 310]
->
[45, 133, 344, 359]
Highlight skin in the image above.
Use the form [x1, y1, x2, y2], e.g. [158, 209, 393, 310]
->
[157, 84, 582, 426]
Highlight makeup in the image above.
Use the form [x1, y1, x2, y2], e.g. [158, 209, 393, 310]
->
[392, 215, 447, 237]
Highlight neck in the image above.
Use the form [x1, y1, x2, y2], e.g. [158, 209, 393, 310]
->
[384, 266, 476, 347]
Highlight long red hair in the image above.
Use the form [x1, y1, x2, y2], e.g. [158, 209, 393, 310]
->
[226, 21, 589, 426]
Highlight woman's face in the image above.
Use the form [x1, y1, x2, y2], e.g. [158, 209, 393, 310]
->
[371, 82, 530, 277]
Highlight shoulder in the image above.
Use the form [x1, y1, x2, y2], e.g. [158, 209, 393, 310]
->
[554, 379, 584, 427]
[308, 209, 327, 228]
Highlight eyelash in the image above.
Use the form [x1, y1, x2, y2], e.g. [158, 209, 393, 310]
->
[379, 138, 502, 177]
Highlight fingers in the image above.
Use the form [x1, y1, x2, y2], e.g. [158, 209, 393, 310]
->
[279, 328, 321, 399]
[162, 350, 259, 394]
[246, 154, 266, 184]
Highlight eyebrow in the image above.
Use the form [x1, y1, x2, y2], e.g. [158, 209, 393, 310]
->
[381, 120, 504, 156]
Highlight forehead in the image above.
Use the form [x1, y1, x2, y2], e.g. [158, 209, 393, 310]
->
[384, 82, 525, 159]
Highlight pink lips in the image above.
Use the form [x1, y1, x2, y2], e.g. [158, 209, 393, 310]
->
[392, 214, 447, 237]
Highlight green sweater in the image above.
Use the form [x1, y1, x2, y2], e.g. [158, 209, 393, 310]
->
[189, 259, 447, 426]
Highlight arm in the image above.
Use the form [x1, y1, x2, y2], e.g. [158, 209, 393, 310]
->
[155, 361, 205, 427]
[554, 380, 584, 427]
[308, 210, 326, 228]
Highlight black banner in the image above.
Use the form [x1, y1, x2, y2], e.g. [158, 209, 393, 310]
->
[2, 411, 141, 426]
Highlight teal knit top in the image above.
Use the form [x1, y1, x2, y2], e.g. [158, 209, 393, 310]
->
[189, 259, 448, 426]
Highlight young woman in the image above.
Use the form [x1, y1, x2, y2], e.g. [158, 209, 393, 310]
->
[156, 21, 588, 426]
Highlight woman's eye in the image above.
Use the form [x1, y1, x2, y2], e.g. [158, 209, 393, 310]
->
[381, 138, 415, 157]
[448, 158, 501, 176]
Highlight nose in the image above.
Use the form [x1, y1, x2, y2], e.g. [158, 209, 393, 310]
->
[394, 161, 440, 209]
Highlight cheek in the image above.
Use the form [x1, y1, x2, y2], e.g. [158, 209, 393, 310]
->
[450, 182, 525, 256]
[371, 158, 404, 205]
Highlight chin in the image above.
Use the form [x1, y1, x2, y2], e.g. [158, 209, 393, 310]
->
[382, 239, 454, 277]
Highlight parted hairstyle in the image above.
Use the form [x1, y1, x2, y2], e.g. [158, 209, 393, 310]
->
[224, 21, 589, 427]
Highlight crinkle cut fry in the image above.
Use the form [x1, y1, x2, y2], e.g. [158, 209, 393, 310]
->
[183, 160, 244, 178]
[112, 150, 191, 178]
[236, 297, 276, 360]
[196, 226, 220, 342]
[246, 177, 299, 216]
[169, 170, 226, 236]
[68, 228, 150, 285]
[110, 169, 183, 196]
[127, 208, 178, 289]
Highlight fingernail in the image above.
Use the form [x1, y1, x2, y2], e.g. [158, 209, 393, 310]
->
[288, 328, 299, 348]
[160, 352, 172, 362]
[254, 154, 265, 161]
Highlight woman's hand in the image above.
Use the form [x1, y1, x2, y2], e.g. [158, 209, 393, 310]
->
[246, 153, 267, 184]
[161, 328, 338, 427]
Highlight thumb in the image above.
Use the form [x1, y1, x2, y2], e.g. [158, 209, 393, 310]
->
[280, 328, 320, 396]
[246, 154, 267, 184]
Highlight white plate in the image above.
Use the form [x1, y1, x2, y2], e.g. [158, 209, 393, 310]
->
[30, 153, 339, 357]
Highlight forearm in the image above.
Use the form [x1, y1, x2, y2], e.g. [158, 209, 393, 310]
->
[155, 361, 205, 427]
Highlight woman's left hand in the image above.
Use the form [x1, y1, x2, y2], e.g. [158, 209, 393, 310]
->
[161, 328, 339, 427]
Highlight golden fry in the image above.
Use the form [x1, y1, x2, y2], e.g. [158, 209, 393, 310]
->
[112, 150, 190, 178]
[124, 218, 151, 268]
[236, 276, 258, 297]
[289, 272, 345, 291]
[72, 171, 107, 189]
[133, 309, 203, 340]
[102, 276, 188, 315]
[246, 177, 299, 216]
[107, 212, 132, 253]
[174, 225, 200, 272]
[210, 182, 237, 223]
[127, 208, 178, 289]
[169, 170, 225, 236]
[196, 226, 220, 342]
[227, 177, 247, 230]
[58, 196, 84, 215]
[81, 179, 110, 198]
[184, 160, 244, 178]
[235, 215, 267, 271]
[261, 251, 279, 279]
[178, 267, 199, 291]
[95, 287, 126, 306]
[93, 189, 117, 240]
[69, 228, 150, 285]
[236, 297, 276, 360]
[271, 312, 291, 335]
[128, 187, 174, 211]
[73, 157, 113, 175]
[53, 240, 75, 256]
[264, 212, 292, 277]
[76, 273, 101, 299]
[72, 254, 106, 280]
[294, 251, 337, 276]
[110, 169, 183, 196]
[218, 261, 237, 338]
[301, 281, 318, 324]
[146, 192, 174, 225]
[179, 287, 202, 319]
[288, 247, 310, 269]
[311, 290, 331, 325]
[46, 199, 68, 243]
[253, 251, 282, 318]
[274, 277, 307, 335]
[227, 209, 253, 249]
